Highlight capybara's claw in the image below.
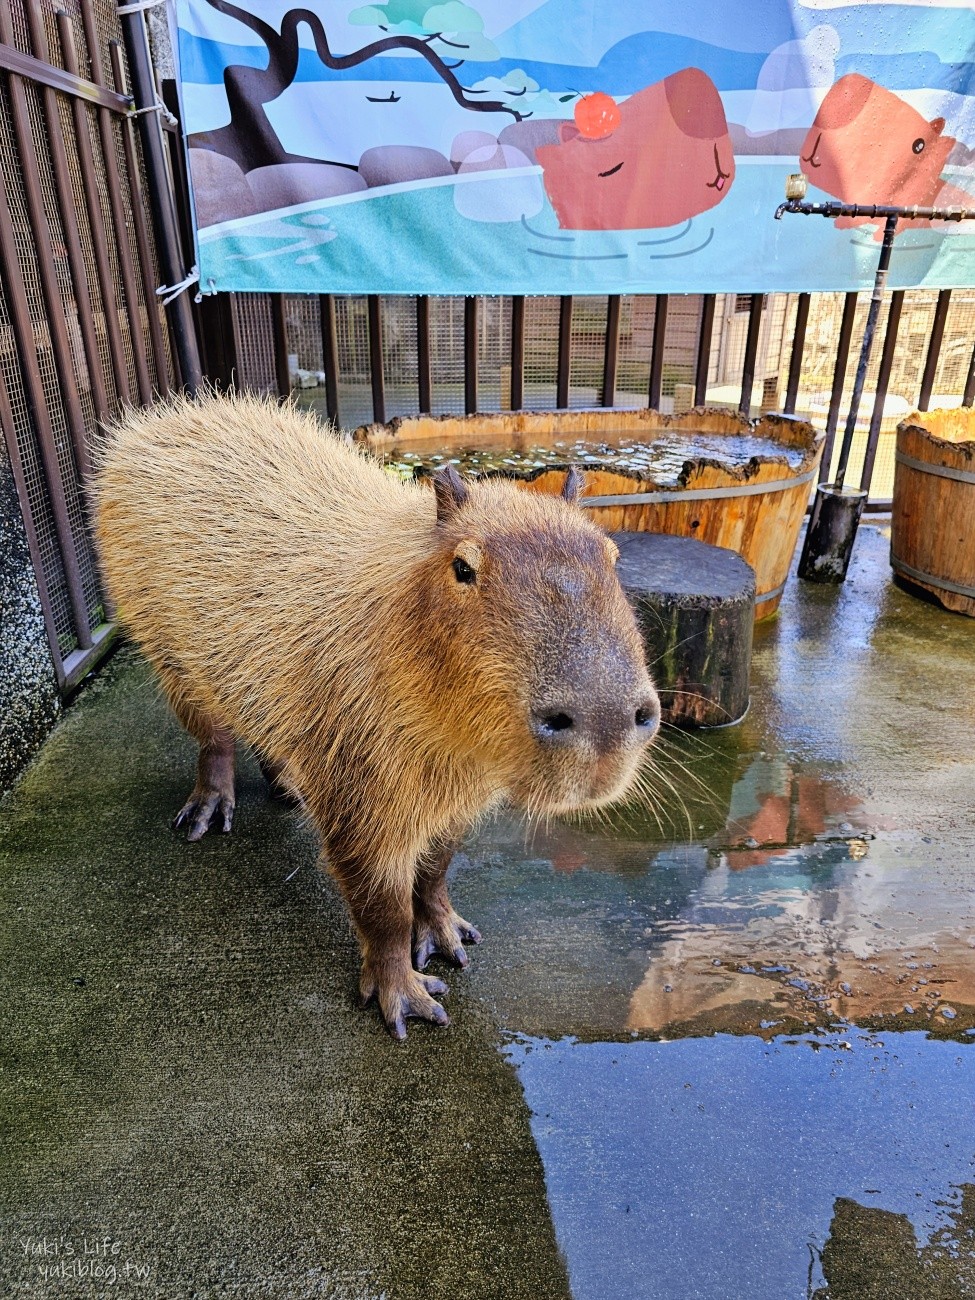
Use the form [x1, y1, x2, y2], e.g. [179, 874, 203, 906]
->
[362, 969, 450, 1041]
[173, 789, 235, 841]
[413, 912, 482, 971]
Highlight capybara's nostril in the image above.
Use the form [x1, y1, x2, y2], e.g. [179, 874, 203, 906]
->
[532, 710, 576, 743]
[635, 689, 662, 739]
[635, 698, 661, 736]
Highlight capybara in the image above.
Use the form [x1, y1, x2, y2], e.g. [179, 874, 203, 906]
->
[799, 73, 969, 235]
[536, 68, 735, 230]
[93, 393, 660, 1039]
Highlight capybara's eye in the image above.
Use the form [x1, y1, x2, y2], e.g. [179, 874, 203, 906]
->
[912, 137, 925, 154]
[452, 557, 476, 585]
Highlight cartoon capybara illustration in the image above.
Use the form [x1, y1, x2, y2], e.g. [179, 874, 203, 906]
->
[799, 73, 969, 234]
[536, 68, 735, 231]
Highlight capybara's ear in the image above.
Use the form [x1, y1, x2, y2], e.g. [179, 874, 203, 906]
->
[433, 463, 469, 524]
[562, 464, 584, 505]
[930, 116, 946, 135]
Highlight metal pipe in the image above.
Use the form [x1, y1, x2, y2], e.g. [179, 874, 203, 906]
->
[775, 198, 975, 223]
[557, 296, 572, 409]
[819, 293, 858, 483]
[368, 294, 386, 423]
[416, 295, 431, 414]
[777, 188, 975, 584]
[319, 294, 340, 424]
[833, 214, 898, 489]
[510, 296, 525, 410]
[602, 295, 620, 407]
[464, 296, 478, 415]
[649, 294, 668, 409]
[117, 1, 203, 393]
[859, 289, 904, 492]
[918, 289, 951, 412]
[271, 294, 291, 399]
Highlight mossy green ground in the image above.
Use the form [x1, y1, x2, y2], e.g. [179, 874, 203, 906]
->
[0, 656, 567, 1298]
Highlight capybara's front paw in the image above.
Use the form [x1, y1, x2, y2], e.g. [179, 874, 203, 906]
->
[173, 783, 235, 842]
[361, 966, 450, 1042]
[413, 910, 482, 971]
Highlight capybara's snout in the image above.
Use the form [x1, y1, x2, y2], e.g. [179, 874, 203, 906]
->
[531, 686, 661, 755]
[519, 607, 660, 813]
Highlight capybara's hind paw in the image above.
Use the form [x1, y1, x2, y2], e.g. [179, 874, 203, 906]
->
[414, 912, 482, 972]
[172, 786, 235, 842]
[361, 968, 450, 1042]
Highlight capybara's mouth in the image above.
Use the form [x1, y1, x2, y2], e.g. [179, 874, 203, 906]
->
[801, 133, 822, 168]
[706, 144, 732, 191]
[518, 749, 645, 817]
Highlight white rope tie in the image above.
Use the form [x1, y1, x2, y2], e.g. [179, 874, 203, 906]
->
[128, 99, 179, 128]
[156, 266, 199, 307]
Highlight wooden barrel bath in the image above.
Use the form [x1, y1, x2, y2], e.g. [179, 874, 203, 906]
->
[356, 409, 823, 620]
[891, 408, 975, 617]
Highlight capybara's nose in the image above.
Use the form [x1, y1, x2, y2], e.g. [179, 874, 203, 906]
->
[532, 692, 660, 751]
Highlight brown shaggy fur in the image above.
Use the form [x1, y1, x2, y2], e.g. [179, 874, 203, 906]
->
[93, 392, 657, 1038]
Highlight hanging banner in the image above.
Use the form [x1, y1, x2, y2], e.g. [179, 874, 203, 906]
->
[176, 0, 975, 295]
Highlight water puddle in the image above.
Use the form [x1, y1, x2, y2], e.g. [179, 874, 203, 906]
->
[504, 1030, 975, 1299]
[465, 729, 975, 1042]
[468, 524, 975, 1297]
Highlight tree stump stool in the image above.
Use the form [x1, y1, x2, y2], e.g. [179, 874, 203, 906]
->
[611, 531, 755, 728]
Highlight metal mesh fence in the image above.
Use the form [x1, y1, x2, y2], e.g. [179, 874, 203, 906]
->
[0, 81, 101, 645]
[0, 3, 177, 681]
[568, 296, 607, 409]
[0, 299, 76, 657]
[231, 293, 278, 395]
[474, 295, 509, 414]
[615, 296, 653, 406]
[80, 99, 140, 404]
[659, 297, 701, 401]
[380, 296, 418, 420]
[54, 94, 120, 413]
[6, 1, 33, 58]
[427, 296, 466, 418]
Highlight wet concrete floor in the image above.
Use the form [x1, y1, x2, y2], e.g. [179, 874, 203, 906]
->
[2, 522, 975, 1298]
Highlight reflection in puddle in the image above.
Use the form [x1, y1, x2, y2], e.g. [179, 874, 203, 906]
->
[469, 746, 975, 1041]
[814, 1191, 975, 1298]
[624, 753, 975, 1038]
[505, 1031, 975, 1300]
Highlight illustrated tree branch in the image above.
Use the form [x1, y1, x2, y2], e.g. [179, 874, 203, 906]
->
[194, 0, 524, 173]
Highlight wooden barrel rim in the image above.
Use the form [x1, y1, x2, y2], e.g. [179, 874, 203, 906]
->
[578, 466, 817, 508]
[895, 450, 975, 485]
